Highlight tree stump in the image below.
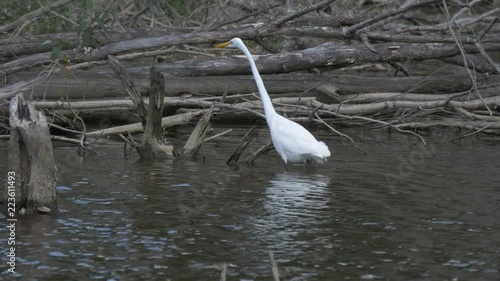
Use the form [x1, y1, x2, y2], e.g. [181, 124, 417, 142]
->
[108, 55, 177, 158]
[136, 67, 177, 158]
[3, 94, 57, 215]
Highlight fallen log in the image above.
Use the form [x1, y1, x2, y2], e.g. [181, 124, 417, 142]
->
[313, 96, 500, 116]
[86, 110, 207, 137]
[0, 27, 186, 58]
[3, 35, 500, 75]
[126, 42, 500, 77]
[395, 120, 500, 130]
[5, 71, 500, 101]
[2, 0, 498, 66]
[29, 94, 500, 118]
[29, 96, 316, 112]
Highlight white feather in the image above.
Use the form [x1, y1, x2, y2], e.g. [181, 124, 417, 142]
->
[224, 38, 331, 165]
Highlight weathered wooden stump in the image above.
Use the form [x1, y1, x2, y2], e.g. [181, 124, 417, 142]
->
[227, 125, 258, 166]
[137, 67, 177, 158]
[3, 94, 57, 214]
[246, 141, 274, 164]
[108, 55, 148, 128]
[183, 104, 215, 158]
[108, 55, 177, 158]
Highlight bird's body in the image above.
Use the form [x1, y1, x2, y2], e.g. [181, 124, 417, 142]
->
[216, 38, 330, 166]
[269, 114, 330, 164]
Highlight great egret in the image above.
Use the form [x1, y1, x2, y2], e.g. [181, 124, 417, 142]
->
[216, 38, 331, 168]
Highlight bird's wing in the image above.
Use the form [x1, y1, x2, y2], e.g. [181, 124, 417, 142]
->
[270, 115, 325, 155]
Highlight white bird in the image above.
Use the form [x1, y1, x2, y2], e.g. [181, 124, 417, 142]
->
[216, 38, 331, 168]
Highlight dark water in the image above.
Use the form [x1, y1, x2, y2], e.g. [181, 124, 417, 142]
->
[0, 126, 499, 280]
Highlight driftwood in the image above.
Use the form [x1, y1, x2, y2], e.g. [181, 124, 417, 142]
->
[3, 94, 57, 215]
[227, 126, 259, 166]
[204, 128, 233, 142]
[108, 55, 148, 128]
[86, 110, 206, 137]
[26, 94, 500, 120]
[3, 20, 500, 75]
[125, 42, 500, 77]
[246, 141, 274, 164]
[0, 28, 186, 58]
[183, 105, 214, 157]
[5, 71, 500, 101]
[3, 40, 500, 80]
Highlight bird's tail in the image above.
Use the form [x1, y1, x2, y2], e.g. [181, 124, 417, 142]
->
[308, 141, 331, 164]
[318, 141, 331, 157]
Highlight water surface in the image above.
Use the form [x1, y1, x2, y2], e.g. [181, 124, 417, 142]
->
[0, 126, 499, 280]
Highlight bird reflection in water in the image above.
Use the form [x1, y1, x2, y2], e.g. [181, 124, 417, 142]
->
[250, 173, 333, 250]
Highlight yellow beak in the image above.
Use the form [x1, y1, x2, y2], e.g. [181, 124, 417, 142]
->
[215, 41, 231, 48]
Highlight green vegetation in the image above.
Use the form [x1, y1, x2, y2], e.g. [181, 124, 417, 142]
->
[0, 0, 76, 34]
[0, 0, 207, 36]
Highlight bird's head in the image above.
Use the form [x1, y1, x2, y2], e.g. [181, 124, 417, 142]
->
[215, 37, 244, 49]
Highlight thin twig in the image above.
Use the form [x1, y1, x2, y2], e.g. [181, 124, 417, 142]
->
[274, 0, 337, 27]
[455, 108, 500, 121]
[86, 131, 104, 145]
[314, 113, 367, 154]
[442, 0, 493, 115]
[388, 62, 411, 77]
[209, 3, 280, 31]
[451, 0, 484, 21]
[308, 104, 323, 121]
[450, 119, 500, 141]
[246, 141, 274, 163]
[204, 129, 233, 142]
[64, 94, 87, 147]
[0, 0, 77, 33]
[48, 122, 83, 135]
[220, 262, 227, 281]
[322, 110, 429, 146]
[477, 16, 498, 41]
[119, 133, 136, 148]
[50, 135, 83, 145]
[360, 33, 378, 54]
[269, 251, 280, 281]
[344, 0, 440, 35]
[127, 132, 139, 146]
[473, 41, 500, 74]
[67, 47, 177, 70]
[48, 10, 77, 26]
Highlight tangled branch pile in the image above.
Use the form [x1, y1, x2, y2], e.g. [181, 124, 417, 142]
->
[1, 0, 500, 138]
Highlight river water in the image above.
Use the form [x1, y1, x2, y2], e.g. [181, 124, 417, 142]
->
[0, 126, 499, 280]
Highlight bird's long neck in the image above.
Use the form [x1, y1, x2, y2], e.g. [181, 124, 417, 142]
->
[239, 45, 277, 121]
